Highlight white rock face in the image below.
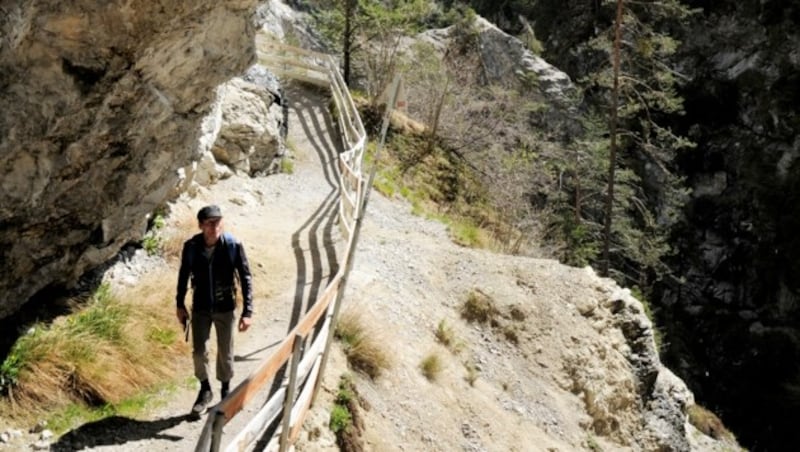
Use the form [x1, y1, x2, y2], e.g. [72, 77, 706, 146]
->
[0, 0, 261, 318]
[472, 17, 575, 99]
[212, 77, 284, 175]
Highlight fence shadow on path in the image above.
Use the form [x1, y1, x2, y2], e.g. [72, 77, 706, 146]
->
[254, 84, 345, 448]
[285, 84, 343, 336]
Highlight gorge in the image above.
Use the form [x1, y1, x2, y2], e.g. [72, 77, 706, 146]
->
[2, 0, 798, 450]
[511, 0, 800, 449]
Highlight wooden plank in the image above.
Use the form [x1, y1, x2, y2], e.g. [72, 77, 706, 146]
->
[295, 276, 341, 336]
[224, 387, 286, 452]
[218, 334, 294, 421]
[194, 413, 216, 452]
[279, 335, 303, 452]
[289, 356, 323, 442]
[257, 54, 326, 74]
[262, 68, 329, 87]
[219, 282, 339, 421]
[256, 37, 330, 60]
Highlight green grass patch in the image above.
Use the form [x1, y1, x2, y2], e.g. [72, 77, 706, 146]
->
[280, 157, 295, 174]
[449, 219, 486, 248]
[329, 375, 357, 437]
[329, 404, 352, 434]
[1, 283, 127, 395]
[0, 273, 188, 424]
[142, 213, 166, 256]
[46, 384, 173, 435]
[147, 326, 178, 347]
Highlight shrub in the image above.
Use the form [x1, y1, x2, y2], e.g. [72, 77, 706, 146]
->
[330, 404, 352, 434]
[142, 232, 161, 256]
[328, 375, 365, 450]
[142, 213, 166, 256]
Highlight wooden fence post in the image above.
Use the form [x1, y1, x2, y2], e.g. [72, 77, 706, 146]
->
[279, 334, 304, 452]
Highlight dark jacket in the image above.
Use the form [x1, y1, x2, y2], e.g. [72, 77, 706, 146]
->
[176, 232, 253, 317]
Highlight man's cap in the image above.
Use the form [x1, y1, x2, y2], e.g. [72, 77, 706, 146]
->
[197, 205, 223, 222]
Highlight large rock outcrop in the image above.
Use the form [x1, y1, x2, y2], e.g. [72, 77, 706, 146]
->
[0, 0, 260, 319]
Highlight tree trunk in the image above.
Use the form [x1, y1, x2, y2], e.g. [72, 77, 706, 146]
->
[427, 77, 450, 155]
[343, 0, 355, 85]
[602, 0, 624, 276]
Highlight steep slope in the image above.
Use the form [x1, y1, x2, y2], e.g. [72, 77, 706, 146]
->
[298, 192, 730, 452]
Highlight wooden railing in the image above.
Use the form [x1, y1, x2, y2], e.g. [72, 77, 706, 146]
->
[194, 35, 367, 452]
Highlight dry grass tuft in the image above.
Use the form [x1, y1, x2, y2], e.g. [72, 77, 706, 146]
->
[434, 319, 454, 347]
[390, 110, 427, 134]
[0, 270, 188, 428]
[161, 209, 198, 262]
[463, 360, 479, 386]
[687, 404, 737, 443]
[335, 309, 391, 380]
[434, 319, 464, 354]
[461, 289, 500, 325]
[420, 353, 443, 382]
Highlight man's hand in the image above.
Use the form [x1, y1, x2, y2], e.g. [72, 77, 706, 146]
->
[238, 316, 252, 332]
[176, 307, 189, 325]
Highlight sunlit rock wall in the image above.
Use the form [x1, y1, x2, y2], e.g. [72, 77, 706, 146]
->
[0, 0, 259, 318]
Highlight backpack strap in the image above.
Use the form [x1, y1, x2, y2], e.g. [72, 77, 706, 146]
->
[222, 232, 238, 265]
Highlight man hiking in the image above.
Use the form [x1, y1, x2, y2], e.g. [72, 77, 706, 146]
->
[175, 204, 254, 417]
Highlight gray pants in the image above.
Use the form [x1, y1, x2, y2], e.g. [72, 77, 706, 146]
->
[191, 310, 235, 383]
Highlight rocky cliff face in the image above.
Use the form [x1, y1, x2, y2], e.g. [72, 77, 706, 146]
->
[519, 0, 800, 449]
[0, 0, 260, 319]
[662, 2, 800, 450]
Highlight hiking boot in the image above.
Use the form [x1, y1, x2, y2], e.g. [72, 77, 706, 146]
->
[191, 388, 213, 416]
[221, 381, 230, 400]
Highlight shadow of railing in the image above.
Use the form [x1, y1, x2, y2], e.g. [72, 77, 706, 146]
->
[192, 35, 368, 452]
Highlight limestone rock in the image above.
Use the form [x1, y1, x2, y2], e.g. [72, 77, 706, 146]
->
[0, 0, 260, 318]
[211, 70, 284, 176]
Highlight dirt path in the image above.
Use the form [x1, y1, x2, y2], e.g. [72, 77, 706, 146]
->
[42, 83, 346, 452]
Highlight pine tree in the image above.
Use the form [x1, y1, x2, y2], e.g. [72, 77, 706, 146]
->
[313, 0, 432, 97]
[576, 0, 695, 285]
